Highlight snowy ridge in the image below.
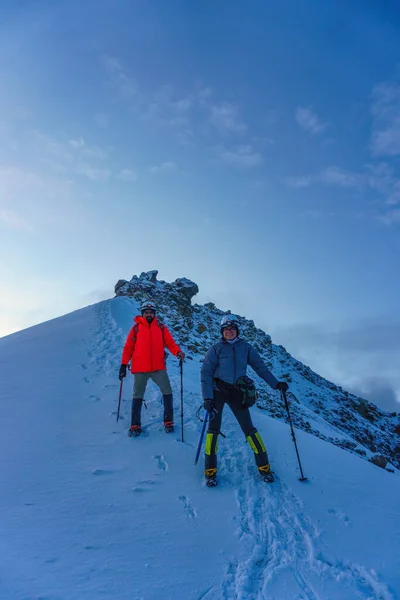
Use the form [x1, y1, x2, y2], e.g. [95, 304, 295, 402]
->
[1, 272, 399, 599]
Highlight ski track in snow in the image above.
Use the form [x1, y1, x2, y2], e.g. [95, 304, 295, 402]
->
[88, 298, 395, 600]
[218, 440, 393, 600]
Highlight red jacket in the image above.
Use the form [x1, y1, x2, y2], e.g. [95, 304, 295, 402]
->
[121, 316, 182, 373]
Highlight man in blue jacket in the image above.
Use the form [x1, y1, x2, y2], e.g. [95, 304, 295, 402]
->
[200, 315, 288, 486]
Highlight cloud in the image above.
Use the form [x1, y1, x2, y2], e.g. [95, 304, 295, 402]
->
[94, 113, 109, 128]
[0, 165, 79, 231]
[35, 132, 112, 182]
[103, 56, 138, 99]
[370, 81, 400, 156]
[0, 209, 33, 232]
[379, 209, 400, 226]
[149, 162, 177, 174]
[272, 316, 400, 411]
[102, 57, 255, 148]
[349, 379, 400, 413]
[209, 101, 246, 134]
[118, 168, 137, 181]
[287, 166, 364, 190]
[286, 175, 313, 188]
[218, 144, 262, 168]
[76, 164, 111, 181]
[288, 162, 400, 226]
[319, 166, 364, 189]
[295, 107, 328, 135]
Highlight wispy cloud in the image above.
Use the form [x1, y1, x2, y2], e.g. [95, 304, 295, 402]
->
[295, 107, 328, 135]
[287, 166, 364, 190]
[286, 175, 313, 188]
[0, 166, 77, 230]
[118, 168, 137, 181]
[370, 80, 400, 156]
[319, 166, 364, 189]
[35, 133, 114, 182]
[102, 57, 259, 157]
[76, 164, 111, 181]
[288, 160, 400, 226]
[0, 209, 33, 232]
[218, 145, 262, 168]
[94, 113, 109, 128]
[149, 162, 177, 174]
[379, 209, 400, 226]
[273, 316, 400, 411]
[209, 101, 246, 134]
[103, 56, 138, 99]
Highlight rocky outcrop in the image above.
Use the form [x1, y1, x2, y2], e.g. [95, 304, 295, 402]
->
[115, 271, 199, 316]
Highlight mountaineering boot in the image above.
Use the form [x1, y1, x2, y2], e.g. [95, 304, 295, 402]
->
[258, 464, 274, 483]
[128, 425, 142, 437]
[131, 398, 143, 429]
[164, 421, 174, 433]
[163, 393, 174, 424]
[205, 468, 218, 487]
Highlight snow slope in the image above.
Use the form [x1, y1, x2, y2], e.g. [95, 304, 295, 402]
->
[1, 296, 399, 600]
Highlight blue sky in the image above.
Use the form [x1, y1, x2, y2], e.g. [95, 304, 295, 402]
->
[1, 0, 400, 408]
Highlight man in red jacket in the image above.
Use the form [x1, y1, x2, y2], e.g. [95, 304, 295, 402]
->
[119, 300, 185, 436]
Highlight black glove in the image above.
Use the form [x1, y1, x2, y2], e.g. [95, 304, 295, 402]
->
[276, 381, 289, 392]
[203, 398, 216, 413]
[119, 364, 127, 381]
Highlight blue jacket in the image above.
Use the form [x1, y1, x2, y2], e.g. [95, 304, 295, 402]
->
[201, 337, 279, 399]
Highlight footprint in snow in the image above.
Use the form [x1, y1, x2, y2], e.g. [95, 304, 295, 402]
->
[91, 469, 114, 476]
[88, 395, 101, 402]
[137, 479, 160, 485]
[327, 508, 350, 525]
[132, 479, 160, 492]
[153, 455, 168, 472]
[179, 495, 197, 519]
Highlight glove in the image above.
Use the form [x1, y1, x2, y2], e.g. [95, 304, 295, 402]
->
[119, 364, 127, 381]
[276, 381, 289, 392]
[177, 351, 185, 361]
[203, 398, 216, 413]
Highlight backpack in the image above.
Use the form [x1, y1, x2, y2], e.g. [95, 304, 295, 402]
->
[132, 322, 168, 361]
[132, 321, 165, 342]
[235, 376, 258, 408]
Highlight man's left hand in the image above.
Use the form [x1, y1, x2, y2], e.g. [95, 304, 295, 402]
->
[276, 381, 289, 392]
[177, 351, 185, 361]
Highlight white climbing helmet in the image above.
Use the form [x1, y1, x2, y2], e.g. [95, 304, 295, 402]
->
[140, 300, 156, 313]
[220, 315, 239, 330]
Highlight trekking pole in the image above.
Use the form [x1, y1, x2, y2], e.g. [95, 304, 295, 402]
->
[180, 360, 184, 443]
[194, 411, 209, 465]
[281, 390, 308, 481]
[116, 380, 123, 423]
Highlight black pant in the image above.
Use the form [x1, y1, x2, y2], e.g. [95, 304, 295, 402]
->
[131, 394, 173, 427]
[205, 389, 269, 472]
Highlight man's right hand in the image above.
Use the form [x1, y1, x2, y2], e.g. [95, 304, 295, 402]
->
[119, 364, 127, 380]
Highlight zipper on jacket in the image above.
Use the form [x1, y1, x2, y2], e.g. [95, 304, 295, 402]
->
[149, 322, 153, 371]
[232, 344, 237, 383]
